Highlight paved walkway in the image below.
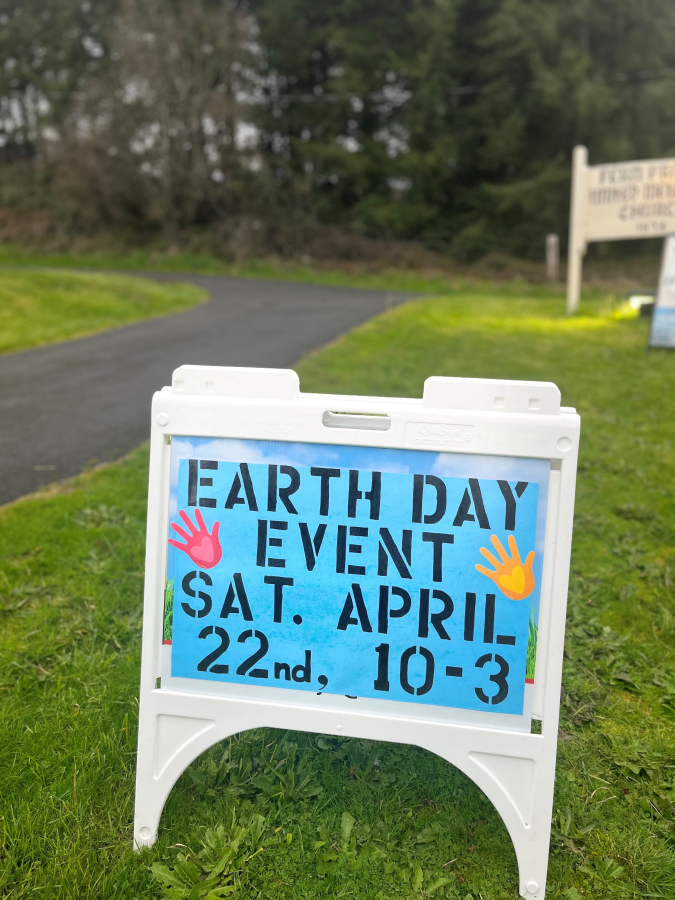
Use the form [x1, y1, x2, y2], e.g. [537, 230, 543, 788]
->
[0, 273, 416, 504]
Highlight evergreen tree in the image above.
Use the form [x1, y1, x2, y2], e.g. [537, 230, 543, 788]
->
[252, 0, 675, 257]
[4, 0, 675, 256]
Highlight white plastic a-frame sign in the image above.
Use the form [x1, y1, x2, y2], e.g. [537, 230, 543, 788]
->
[134, 366, 580, 900]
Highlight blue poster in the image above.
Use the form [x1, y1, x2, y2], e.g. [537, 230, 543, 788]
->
[649, 236, 675, 349]
[650, 308, 675, 348]
[164, 438, 549, 716]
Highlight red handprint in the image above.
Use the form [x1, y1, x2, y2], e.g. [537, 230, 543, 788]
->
[168, 509, 222, 569]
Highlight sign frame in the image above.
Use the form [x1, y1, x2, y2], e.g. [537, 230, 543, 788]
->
[134, 365, 580, 900]
[567, 145, 675, 313]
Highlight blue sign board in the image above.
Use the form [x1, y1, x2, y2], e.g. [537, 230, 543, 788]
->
[165, 437, 549, 716]
[650, 235, 675, 349]
[650, 308, 675, 348]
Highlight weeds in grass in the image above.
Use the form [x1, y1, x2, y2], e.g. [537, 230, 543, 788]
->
[254, 740, 324, 804]
[189, 743, 261, 803]
[188, 738, 323, 805]
[313, 810, 452, 895]
[151, 811, 281, 898]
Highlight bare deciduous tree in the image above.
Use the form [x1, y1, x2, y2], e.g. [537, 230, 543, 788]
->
[54, 0, 263, 235]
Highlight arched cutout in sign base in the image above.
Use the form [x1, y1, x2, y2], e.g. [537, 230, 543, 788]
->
[134, 366, 580, 900]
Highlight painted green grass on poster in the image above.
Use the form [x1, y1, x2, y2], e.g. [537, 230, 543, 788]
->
[526, 617, 538, 683]
[163, 580, 174, 644]
[1, 288, 674, 899]
[0, 269, 206, 354]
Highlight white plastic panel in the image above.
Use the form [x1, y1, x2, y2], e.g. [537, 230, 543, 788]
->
[423, 377, 561, 416]
[172, 365, 300, 400]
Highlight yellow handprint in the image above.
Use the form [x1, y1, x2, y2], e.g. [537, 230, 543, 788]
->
[475, 534, 535, 601]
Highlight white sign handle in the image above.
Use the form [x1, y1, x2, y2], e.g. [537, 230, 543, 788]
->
[566, 145, 588, 315]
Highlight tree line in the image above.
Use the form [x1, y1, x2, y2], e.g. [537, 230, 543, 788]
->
[2, 0, 675, 259]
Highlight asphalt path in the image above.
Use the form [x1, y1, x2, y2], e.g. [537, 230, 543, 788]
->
[0, 273, 417, 505]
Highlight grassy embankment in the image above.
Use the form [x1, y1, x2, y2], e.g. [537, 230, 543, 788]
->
[0, 269, 206, 355]
[0, 242, 526, 296]
[1, 285, 674, 899]
[0, 241, 660, 296]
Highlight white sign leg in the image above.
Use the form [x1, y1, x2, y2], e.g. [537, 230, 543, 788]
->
[134, 692, 557, 899]
[566, 145, 588, 315]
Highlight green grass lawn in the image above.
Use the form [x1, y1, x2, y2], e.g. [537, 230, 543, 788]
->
[1, 286, 674, 899]
[0, 269, 206, 354]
